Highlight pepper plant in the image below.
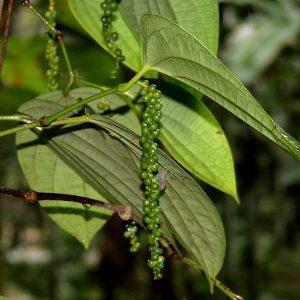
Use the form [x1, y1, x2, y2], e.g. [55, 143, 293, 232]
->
[0, 0, 299, 299]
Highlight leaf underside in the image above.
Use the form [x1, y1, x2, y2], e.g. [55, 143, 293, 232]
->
[16, 88, 226, 279]
[119, 0, 219, 53]
[92, 84, 238, 201]
[68, 0, 141, 71]
[68, 0, 219, 72]
[141, 14, 300, 160]
[68, 1, 239, 199]
[16, 90, 112, 249]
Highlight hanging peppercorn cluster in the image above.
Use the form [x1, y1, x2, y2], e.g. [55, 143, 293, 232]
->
[139, 80, 165, 280]
[45, 0, 59, 91]
[123, 221, 140, 253]
[100, 0, 125, 79]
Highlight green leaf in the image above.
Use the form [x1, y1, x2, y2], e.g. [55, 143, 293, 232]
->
[68, 0, 219, 73]
[0, 296, 7, 300]
[90, 115, 226, 279]
[82, 86, 238, 200]
[68, 0, 141, 71]
[160, 89, 238, 201]
[141, 14, 300, 160]
[119, 0, 219, 54]
[16, 88, 226, 280]
[119, 2, 236, 198]
[16, 90, 112, 249]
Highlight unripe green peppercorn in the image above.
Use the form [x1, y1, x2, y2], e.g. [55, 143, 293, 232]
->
[139, 80, 165, 279]
[100, 0, 124, 79]
[124, 221, 140, 253]
[148, 84, 157, 93]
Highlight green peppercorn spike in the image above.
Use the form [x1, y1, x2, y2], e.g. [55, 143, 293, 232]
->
[123, 221, 140, 253]
[100, 0, 125, 79]
[138, 80, 165, 279]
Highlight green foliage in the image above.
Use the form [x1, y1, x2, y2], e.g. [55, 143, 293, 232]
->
[16, 90, 112, 249]
[16, 87, 226, 280]
[68, 0, 219, 71]
[90, 83, 238, 199]
[159, 90, 238, 200]
[140, 14, 300, 160]
[1, 0, 299, 296]
[119, 0, 219, 54]
[68, 0, 141, 71]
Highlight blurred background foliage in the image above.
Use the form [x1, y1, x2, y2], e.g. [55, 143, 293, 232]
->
[0, 0, 299, 299]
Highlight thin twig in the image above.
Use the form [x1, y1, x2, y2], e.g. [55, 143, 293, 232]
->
[182, 257, 244, 300]
[0, 0, 5, 24]
[0, 0, 14, 76]
[0, 186, 243, 299]
[0, 186, 143, 222]
[213, 278, 244, 300]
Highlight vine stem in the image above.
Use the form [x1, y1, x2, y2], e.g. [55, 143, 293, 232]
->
[43, 87, 119, 125]
[0, 115, 33, 123]
[0, 65, 148, 137]
[76, 78, 141, 119]
[0, 187, 142, 222]
[118, 65, 149, 93]
[21, 1, 75, 94]
[44, 64, 148, 124]
[0, 184, 243, 300]
[0, 0, 14, 75]
[60, 41, 75, 95]
[182, 257, 244, 300]
[0, 115, 244, 300]
[0, 122, 40, 138]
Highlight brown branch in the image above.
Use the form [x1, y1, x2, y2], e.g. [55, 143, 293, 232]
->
[0, 0, 14, 75]
[0, 187, 243, 299]
[0, 0, 5, 25]
[0, 186, 143, 223]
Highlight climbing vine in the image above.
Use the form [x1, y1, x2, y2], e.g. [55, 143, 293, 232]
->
[0, 1, 299, 300]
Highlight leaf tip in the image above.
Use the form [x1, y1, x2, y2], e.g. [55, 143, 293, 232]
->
[231, 190, 240, 204]
[81, 238, 91, 250]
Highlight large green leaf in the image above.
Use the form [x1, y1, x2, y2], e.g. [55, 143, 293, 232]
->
[119, 3, 237, 198]
[160, 89, 238, 200]
[16, 91, 112, 249]
[68, 0, 141, 71]
[76, 86, 238, 200]
[16, 88, 226, 280]
[112, 83, 238, 200]
[68, 0, 219, 72]
[0, 296, 7, 300]
[89, 115, 226, 279]
[141, 14, 300, 160]
[119, 0, 219, 54]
